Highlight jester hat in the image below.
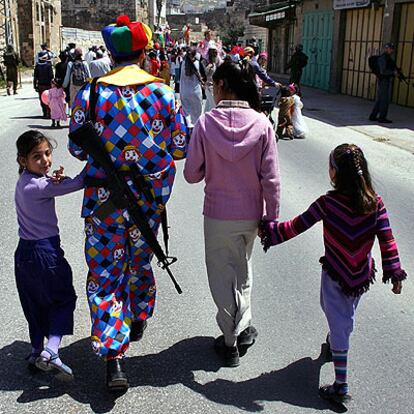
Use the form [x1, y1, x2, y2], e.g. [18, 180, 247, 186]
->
[102, 15, 152, 58]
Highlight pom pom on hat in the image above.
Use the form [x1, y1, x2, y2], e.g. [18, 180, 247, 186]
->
[116, 15, 131, 26]
[102, 14, 152, 59]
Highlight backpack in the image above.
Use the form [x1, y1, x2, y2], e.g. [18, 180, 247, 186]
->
[368, 55, 380, 76]
[71, 61, 87, 86]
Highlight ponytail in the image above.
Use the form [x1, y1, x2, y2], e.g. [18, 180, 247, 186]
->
[212, 60, 261, 111]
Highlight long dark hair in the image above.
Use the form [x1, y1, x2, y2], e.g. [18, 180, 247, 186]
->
[16, 130, 55, 175]
[184, 48, 197, 77]
[212, 60, 260, 111]
[330, 144, 377, 214]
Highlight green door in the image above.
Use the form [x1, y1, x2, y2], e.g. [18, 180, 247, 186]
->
[301, 10, 334, 90]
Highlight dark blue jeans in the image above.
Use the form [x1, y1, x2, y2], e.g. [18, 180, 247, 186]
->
[14, 236, 77, 349]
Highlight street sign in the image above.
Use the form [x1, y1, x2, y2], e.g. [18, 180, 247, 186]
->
[333, 0, 370, 10]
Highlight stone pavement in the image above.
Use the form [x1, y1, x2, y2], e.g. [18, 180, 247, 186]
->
[271, 72, 414, 154]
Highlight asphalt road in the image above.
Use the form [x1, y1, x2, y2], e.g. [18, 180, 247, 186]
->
[0, 86, 413, 414]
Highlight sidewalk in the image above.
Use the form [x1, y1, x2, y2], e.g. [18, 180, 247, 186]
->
[271, 72, 414, 154]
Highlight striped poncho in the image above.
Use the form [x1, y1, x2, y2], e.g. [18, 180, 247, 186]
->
[262, 192, 407, 296]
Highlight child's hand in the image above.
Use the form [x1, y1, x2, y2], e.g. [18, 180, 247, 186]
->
[52, 165, 66, 184]
[392, 280, 402, 294]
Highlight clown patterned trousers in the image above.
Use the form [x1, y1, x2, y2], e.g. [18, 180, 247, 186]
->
[85, 213, 160, 359]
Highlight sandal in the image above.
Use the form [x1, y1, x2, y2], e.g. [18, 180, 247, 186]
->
[35, 347, 73, 378]
[26, 351, 52, 372]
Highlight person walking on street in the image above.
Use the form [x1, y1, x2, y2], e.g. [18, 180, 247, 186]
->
[180, 47, 206, 126]
[35, 43, 56, 64]
[3, 44, 19, 95]
[14, 130, 85, 378]
[34, 53, 54, 118]
[260, 144, 407, 404]
[68, 14, 188, 391]
[286, 44, 308, 86]
[369, 43, 398, 123]
[48, 79, 67, 128]
[244, 47, 280, 89]
[184, 61, 281, 368]
[63, 48, 91, 107]
[203, 41, 222, 112]
[89, 49, 112, 78]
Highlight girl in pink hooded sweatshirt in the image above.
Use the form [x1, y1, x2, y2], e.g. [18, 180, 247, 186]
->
[184, 61, 281, 368]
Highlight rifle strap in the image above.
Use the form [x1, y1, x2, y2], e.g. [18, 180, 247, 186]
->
[87, 77, 99, 123]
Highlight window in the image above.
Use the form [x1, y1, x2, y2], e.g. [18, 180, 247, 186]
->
[36, 3, 40, 21]
[50, 7, 54, 23]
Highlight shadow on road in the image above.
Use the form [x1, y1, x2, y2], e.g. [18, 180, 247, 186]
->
[10, 115, 45, 119]
[187, 344, 347, 413]
[0, 338, 346, 413]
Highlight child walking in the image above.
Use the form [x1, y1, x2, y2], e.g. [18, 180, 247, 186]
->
[289, 83, 308, 139]
[48, 78, 67, 128]
[260, 143, 407, 404]
[276, 86, 294, 140]
[15, 130, 85, 377]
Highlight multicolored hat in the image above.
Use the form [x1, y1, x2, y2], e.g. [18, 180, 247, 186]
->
[102, 15, 152, 58]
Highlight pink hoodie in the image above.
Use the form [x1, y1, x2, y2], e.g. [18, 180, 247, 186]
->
[183, 105, 281, 220]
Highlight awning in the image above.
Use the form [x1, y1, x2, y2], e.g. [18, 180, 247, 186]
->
[248, 4, 295, 27]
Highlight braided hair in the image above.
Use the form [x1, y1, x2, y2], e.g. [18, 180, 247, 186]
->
[329, 144, 377, 214]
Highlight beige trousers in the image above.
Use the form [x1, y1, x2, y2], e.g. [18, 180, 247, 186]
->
[204, 217, 258, 347]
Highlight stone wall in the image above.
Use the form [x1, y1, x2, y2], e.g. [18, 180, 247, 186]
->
[61, 27, 104, 54]
[62, 0, 149, 31]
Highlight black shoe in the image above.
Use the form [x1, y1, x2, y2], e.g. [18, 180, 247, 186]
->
[319, 382, 351, 404]
[378, 118, 392, 123]
[214, 336, 240, 367]
[130, 320, 147, 342]
[106, 359, 128, 391]
[237, 326, 258, 347]
[369, 115, 377, 121]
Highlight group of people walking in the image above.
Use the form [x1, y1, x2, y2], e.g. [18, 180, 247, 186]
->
[12, 14, 407, 407]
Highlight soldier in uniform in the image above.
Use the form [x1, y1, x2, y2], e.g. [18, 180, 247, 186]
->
[369, 43, 398, 123]
[68, 14, 187, 391]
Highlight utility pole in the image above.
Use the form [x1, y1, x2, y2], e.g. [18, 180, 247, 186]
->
[0, 0, 14, 47]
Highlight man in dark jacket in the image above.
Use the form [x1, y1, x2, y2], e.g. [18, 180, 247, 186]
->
[34, 52, 54, 118]
[369, 43, 397, 123]
[3, 45, 19, 95]
[286, 44, 308, 86]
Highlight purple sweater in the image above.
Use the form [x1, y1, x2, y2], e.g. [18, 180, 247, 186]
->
[183, 103, 281, 220]
[15, 169, 85, 240]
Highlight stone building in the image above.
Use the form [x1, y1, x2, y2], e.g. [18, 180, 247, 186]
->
[62, 0, 150, 31]
[16, 0, 61, 66]
[0, 0, 20, 55]
[249, 0, 414, 108]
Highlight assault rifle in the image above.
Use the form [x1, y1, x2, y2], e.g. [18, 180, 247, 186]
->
[69, 106, 182, 294]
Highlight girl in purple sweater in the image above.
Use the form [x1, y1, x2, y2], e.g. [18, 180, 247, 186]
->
[15, 130, 85, 378]
[260, 144, 406, 404]
[184, 61, 281, 367]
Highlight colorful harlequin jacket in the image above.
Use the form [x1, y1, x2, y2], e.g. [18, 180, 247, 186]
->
[68, 64, 188, 223]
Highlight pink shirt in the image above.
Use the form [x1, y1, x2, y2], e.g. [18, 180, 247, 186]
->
[184, 102, 281, 220]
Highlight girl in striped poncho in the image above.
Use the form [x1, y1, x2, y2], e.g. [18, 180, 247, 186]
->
[260, 143, 407, 404]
